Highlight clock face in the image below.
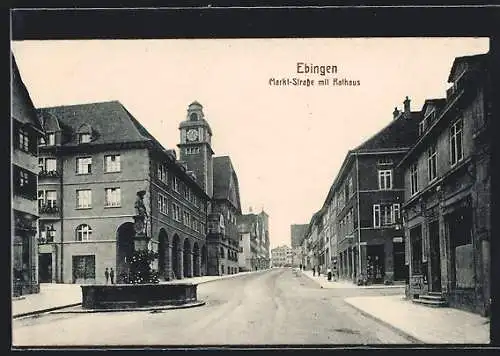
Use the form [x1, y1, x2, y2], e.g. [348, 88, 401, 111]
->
[186, 129, 199, 142]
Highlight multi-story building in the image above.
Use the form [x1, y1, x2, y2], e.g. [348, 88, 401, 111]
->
[398, 53, 491, 316]
[178, 101, 242, 276]
[237, 210, 270, 271]
[290, 224, 308, 248]
[36, 100, 211, 284]
[257, 210, 270, 269]
[333, 96, 420, 284]
[271, 245, 293, 267]
[206, 156, 242, 275]
[12, 54, 44, 296]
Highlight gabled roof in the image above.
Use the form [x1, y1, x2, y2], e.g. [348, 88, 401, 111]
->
[11, 54, 44, 134]
[213, 156, 242, 213]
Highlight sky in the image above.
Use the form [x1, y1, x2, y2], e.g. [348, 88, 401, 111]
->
[11, 38, 489, 249]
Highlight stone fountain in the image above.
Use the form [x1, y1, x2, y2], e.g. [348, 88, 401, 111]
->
[80, 191, 200, 310]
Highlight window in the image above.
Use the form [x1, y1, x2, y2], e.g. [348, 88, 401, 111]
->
[378, 170, 392, 190]
[392, 204, 401, 224]
[186, 147, 200, 155]
[79, 133, 91, 144]
[14, 167, 36, 199]
[373, 204, 400, 227]
[76, 189, 92, 208]
[377, 158, 393, 166]
[19, 170, 29, 187]
[158, 193, 168, 214]
[173, 176, 179, 192]
[105, 188, 121, 207]
[76, 157, 92, 174]
[418, 120, 426, 136]
[173, 203, 181, 221]
[450, 119, 463, 166]
[76, 224, 92, 241]
[104, 155, 121, 173]
[183, 211, 190, 226]
[46, 190, 57, 207]
[157, 163, 167, 183]
[47, 133, 56, 146]
[18, 128, 29, 152]
[428, 144, 438, 182]
[39, 157, 57, 173]
[348, 177, 354, 198]
[410, 163, 418, 196]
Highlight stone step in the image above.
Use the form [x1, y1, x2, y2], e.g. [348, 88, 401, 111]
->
[427, 291, 444, 296]
[412, 298, 448, 307]
[419, 294, 446, 302]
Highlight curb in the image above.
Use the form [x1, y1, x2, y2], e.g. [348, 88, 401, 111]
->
[13, 302, 82, 319]
[344, 300, 422, 344]
[299, 272, 405, 290]
[195, 270, 268, 285]
[50, 300, 206, 314]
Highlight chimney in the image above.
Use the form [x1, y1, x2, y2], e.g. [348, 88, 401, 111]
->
[404, 96, 411, 114]
[393, 107, 400, 119]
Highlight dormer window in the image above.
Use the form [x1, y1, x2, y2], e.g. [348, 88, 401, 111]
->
[77, 124, 93, 144]
[79, 133, 91, 143]
[419, 120, 426, 136]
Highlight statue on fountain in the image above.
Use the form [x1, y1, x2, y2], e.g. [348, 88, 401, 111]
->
[134, 190, 148, 237]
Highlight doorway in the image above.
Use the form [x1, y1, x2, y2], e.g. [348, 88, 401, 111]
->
[367, 244, 385, 284]
[38, 253, 52, 283]
[428, 220, 441, 292]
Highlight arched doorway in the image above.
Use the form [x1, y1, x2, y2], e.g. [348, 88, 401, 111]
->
[183, 238, 192, 278]
[116, 222, 135, 283]
[193, 243, 200, 277]
[158, 229, 169, 280]
[201, 245, 207, 276]
[172, 235, 181, 279]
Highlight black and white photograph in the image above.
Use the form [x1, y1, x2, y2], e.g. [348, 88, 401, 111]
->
[10, 6, 496, 348]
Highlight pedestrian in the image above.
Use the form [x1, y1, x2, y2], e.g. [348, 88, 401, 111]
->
[327, 266, 332, 281]
[312, 266, 316, 276]
[110, 268, 115, 284]
[317, 265, 321, 277]
[104, 268, 109, 284]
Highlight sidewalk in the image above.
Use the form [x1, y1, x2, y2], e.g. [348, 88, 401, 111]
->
[12, 270, 267, 318]
[299, 269, 404, 289]
[345, 295, 490, 344]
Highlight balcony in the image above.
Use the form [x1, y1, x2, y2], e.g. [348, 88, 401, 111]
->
[37, 236, 54, 244]
[38, 169, 61, 178]
[39, 204, 60, 214]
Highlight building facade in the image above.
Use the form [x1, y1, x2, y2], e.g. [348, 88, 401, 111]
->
[12, 55, 44, 296]
[290, 224, 308, 248]
[271, 245, 293, 267]
[399, 53, 491, 316]
[36, 101, 210, 284]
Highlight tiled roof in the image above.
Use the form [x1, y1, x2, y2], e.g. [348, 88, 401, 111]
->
[213, 156, 242, 212]
[37, 101, 152, 146]
[353, 111, 421, 152]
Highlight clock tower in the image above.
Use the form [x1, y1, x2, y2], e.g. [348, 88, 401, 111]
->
[178, 101, 214, 198]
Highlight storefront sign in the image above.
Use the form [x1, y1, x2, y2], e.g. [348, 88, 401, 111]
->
[393, 237, 403, 243]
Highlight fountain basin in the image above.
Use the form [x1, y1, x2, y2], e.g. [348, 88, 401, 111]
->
[81, 283, 198, 310]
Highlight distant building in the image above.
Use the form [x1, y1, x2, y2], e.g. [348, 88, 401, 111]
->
[12, 54, 45, 296]
[399, 53, 491, 316]
[290, 224, 308, 248]
[237, 209, 271, 271]
[271, 245, 293, 267]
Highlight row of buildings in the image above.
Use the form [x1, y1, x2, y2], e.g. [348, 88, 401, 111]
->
[11, 53, 270, 294]
[293, 52, 492, 317]
[237, 209, 271, 271]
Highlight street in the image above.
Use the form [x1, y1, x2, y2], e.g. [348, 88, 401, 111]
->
[12, 268, 413, 346]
